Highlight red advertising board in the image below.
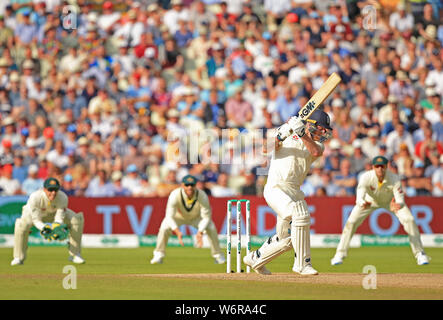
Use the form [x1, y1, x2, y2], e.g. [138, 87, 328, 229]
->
[67, 196, 443, 236]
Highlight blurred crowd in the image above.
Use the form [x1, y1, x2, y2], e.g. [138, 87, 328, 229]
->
[0, 0, 442, 198]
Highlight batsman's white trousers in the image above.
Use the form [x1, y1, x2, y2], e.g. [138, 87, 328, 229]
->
[258, 184, 312, 270]
[13, 209, 84, 261]
[153, 217, 222, 258]
[335, 204, 425, 258]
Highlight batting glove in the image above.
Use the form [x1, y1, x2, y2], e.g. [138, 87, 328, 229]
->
[288, 116, 306, 137]
[276, 123, 292, 141]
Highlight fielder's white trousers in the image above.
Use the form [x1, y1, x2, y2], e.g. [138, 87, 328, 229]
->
[13, 209, 84, 261]
[335, 204, 425, 258]
[153, 217, 222, 258]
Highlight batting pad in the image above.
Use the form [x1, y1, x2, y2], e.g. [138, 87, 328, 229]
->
[252, 235, 292, 269]
[292, 225, 311, 271]
[291, 200, 312, 271]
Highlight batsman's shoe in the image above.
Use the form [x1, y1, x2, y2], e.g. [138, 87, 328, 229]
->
[293, 264, 319, 275]
[416, 252, 430, 265]
[10, 258, 24, 266]
[330, 253, 344, 265]
[213, 253, 226, 264]
[150, 251, 164, 264]
[243, 252, 272, 275]
[69, 255, 86, 264]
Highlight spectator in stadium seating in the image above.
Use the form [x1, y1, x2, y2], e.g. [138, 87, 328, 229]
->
[0, 164, 22, 195]
[21, 164, 43, 195]
[389, 3, 415, 36]
[156, 170, 180, 197]
[210, 172, 237, 197]
[389, 70, 416, 102]
[110, 171, 132, 196]
[225, 88, 253, 128]
[274, 86, 300, 123]
[425, 150, 442, 178]
[240, 172, 258, 195]
[431, 155, 443, 196]
[85, 169, 114, 197]
[386, 122, 415, 158]
[122, 164, 143, 196]
[97, 1, 121, 35]
[407, 161, 433, 196]
[61, 174, 77, 196]
[432, 111, 443, 143]
[319, 170, 341, 196]
[349, 139, 367, 175]
[415, 126, 443, 167]
[422, 88, 442, 125]
[15, 10, 38, 45]
[12, 154, 27, 184]
[332, 158, 357, 196]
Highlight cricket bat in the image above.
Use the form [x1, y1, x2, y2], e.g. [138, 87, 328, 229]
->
[297, 72, 341, 120]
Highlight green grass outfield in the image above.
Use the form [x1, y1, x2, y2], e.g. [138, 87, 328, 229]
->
[1, 247, 442, 300]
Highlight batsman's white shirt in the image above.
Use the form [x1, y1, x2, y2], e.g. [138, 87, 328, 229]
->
[22, 189, 68, 231]
[164, 188, 212, 232]
[267, 134, 324, 201]
[356, 170, 405, 208]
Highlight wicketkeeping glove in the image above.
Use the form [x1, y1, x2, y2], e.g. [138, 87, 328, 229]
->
[51, 223, 69, 241]
[40, 223, 69, 241]
[40, 223, 54, 240]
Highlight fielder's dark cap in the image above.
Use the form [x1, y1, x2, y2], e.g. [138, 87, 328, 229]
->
[307, 110, 332, 130]
[182, 175, 197, 186]
[43, 177, 60, 191]
[372, 156, 388, 166]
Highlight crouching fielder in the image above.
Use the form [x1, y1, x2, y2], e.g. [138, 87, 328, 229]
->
[150, 175, 225, 265]
[11, 177, 85, 266]
[331, 156, 430, 266]
[244, 110, 332, 275]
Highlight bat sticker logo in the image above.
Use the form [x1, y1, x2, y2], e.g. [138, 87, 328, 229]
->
[300, 101, 317, 117]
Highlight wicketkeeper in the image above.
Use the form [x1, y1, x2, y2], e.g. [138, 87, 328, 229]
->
[11, 177, 85, 266]
[150, 175, 225, 265]
[331, 156, 430, 266]
[244, 110, 332, 275]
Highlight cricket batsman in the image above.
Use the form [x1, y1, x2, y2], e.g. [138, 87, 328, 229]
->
[244, 110, 332, 275]
[150, 175, 225, 265]
[11, 177, 85, 266]
[331, 156, 430, 265]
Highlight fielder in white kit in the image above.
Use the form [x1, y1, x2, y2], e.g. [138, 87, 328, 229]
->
[331, 156, 430, 266]
[11, 178, 85, 266]
[244, 110, 333, 275]
[150, 175, 225, 264]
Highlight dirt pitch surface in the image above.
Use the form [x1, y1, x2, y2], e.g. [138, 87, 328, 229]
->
[132, 273, 443, 289]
